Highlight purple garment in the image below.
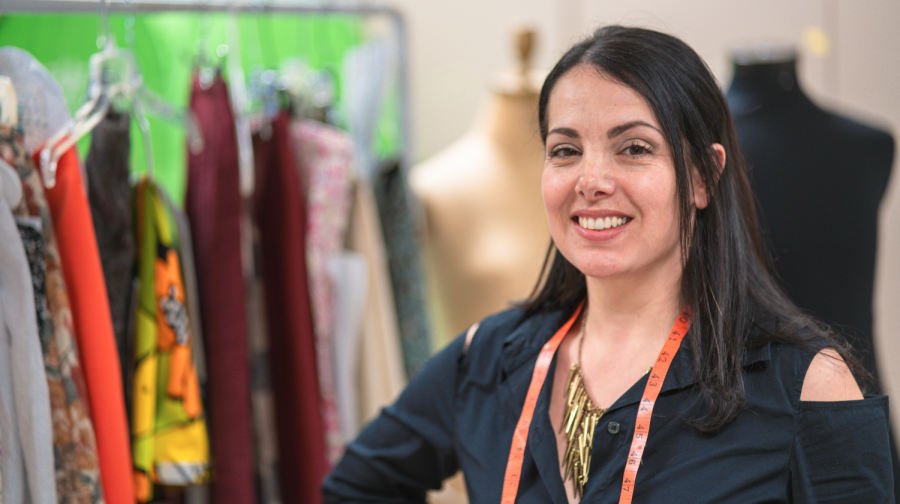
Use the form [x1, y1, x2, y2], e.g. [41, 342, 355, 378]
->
[185, 73, 255, 504]
[253, 112, 328, 504]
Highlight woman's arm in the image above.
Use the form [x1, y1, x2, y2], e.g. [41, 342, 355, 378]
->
[322, 335, 466, 503]
[790, 348, 893, 503]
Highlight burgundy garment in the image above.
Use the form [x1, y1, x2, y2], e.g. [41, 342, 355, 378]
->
[253, 112, 328, 504]
[185, 73, 255, 504]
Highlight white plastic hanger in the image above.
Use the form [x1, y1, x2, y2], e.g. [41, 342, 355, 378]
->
[226, 10, 255, 199]
[38, 3, 204, 188]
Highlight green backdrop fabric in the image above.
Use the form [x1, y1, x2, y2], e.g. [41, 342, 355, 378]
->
[0, 12, 397, 204]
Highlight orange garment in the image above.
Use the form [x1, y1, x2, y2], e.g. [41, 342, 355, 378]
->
[38, 147, 135, 504]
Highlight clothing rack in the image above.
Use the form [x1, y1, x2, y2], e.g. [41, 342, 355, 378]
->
[0, 0, 413, 173]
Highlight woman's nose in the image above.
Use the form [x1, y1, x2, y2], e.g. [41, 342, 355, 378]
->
[575, 157, 615, 200]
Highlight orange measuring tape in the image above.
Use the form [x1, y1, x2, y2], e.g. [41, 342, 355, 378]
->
[500, 304, 692, 503]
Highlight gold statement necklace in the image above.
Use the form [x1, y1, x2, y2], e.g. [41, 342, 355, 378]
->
[560, 312, 605, 499]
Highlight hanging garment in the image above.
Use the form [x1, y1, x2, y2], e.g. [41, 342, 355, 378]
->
[41, 144, 133, 504]
[372, 159, 433, 378]
[0, 145, 23, 504]
[0, 126, 57, 504]
[326, 252, 367, 442]
[253, 112, 328, 504]
[184, 72, 254, 504]
[157, 188, 211, 504]
[246, 246, 281, 504]
[157, 188, 207, 387]
[86, 110, 136, 394]
[0, 50, 108, 502]
[244, 200, 281, 504]
[2, 123, 98, 504]
[344, 181, 406, 427]
[18, 218, 106, 504]
[342, 36, 397, 180]
[132, 179, 209, 502]
[289, 118, 355, 460]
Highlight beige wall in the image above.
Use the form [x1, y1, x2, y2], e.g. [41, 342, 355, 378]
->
[391, 0, 900, 424]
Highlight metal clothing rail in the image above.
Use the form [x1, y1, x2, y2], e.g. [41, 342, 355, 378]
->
[0, 0, 413, 174]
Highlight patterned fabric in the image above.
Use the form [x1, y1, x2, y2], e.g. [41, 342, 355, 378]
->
[290, 119, 355, 461]
[0, 123, 103, 504]
[372, 159, 432, 378]
[18, 219, 106, 503]
[157, 189, 207, 389]
[132, 179, 209, 503]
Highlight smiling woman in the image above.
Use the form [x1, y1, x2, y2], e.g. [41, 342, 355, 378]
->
[323, 26, 893, 504]
[542, 67, 689, 282]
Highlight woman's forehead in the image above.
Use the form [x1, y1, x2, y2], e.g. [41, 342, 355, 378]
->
[545, 65, 660, 132]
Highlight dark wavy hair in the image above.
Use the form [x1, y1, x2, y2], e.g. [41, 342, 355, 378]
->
[521, 25, 868, 432]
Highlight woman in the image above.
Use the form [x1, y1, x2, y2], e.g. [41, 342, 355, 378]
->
[323, 26, 893, 503]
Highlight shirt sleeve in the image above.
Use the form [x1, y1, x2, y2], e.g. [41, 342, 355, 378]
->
[790, 396, 894, 504]
[322, 334, 465, 503]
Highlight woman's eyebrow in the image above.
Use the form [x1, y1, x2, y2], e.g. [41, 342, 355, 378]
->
[607, 120, 662, 139]
[547, 127, 580, 139]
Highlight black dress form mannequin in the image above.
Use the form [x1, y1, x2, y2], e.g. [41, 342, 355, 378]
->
[726, 49, 897, 489]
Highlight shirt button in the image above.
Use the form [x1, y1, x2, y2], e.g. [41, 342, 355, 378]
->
[607, 421, 620, 435]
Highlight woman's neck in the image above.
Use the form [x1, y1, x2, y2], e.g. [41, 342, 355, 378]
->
[582, 261, 684, 350]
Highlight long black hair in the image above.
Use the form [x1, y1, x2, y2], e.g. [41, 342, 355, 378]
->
[521, 25, 868, 432]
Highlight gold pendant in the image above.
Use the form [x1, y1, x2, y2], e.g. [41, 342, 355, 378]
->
[560, 363, 605, 499]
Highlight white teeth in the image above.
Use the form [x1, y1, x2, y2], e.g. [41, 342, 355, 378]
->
[577, 216, 629, 230]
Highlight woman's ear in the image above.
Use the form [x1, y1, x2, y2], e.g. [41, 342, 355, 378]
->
[712, 143, 726, 176]
[692, 143, 726, 210]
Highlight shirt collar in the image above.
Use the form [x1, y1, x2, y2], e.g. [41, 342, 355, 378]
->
[500, 308, 774, 401]
[500, 308, 571, 376]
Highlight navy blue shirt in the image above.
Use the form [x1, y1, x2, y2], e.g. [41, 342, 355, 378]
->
[323, 307, 894, 503]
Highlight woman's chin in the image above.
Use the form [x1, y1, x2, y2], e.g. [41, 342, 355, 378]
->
[569, 256, 630, 280]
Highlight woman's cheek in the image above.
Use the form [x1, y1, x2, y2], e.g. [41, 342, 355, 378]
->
[542, 181, 571, 233]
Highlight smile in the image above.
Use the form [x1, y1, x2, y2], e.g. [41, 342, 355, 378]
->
[576, 216, 631, 231]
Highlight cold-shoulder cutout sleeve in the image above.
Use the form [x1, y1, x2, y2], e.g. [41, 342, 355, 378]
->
[463, 322, 480, 354]
[800, 348, 863, 401]
[790, 396, 894, 503]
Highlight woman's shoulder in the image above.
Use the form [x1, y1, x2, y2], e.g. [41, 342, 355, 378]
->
[746, 330, 866, 408]
[458, 306, 571, 376]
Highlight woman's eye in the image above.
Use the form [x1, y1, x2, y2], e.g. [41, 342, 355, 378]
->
[551, 147, 579, 158]
[623, 142, 652, 157]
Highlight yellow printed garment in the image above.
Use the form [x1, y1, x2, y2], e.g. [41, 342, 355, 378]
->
[133, 179, 209, 502]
